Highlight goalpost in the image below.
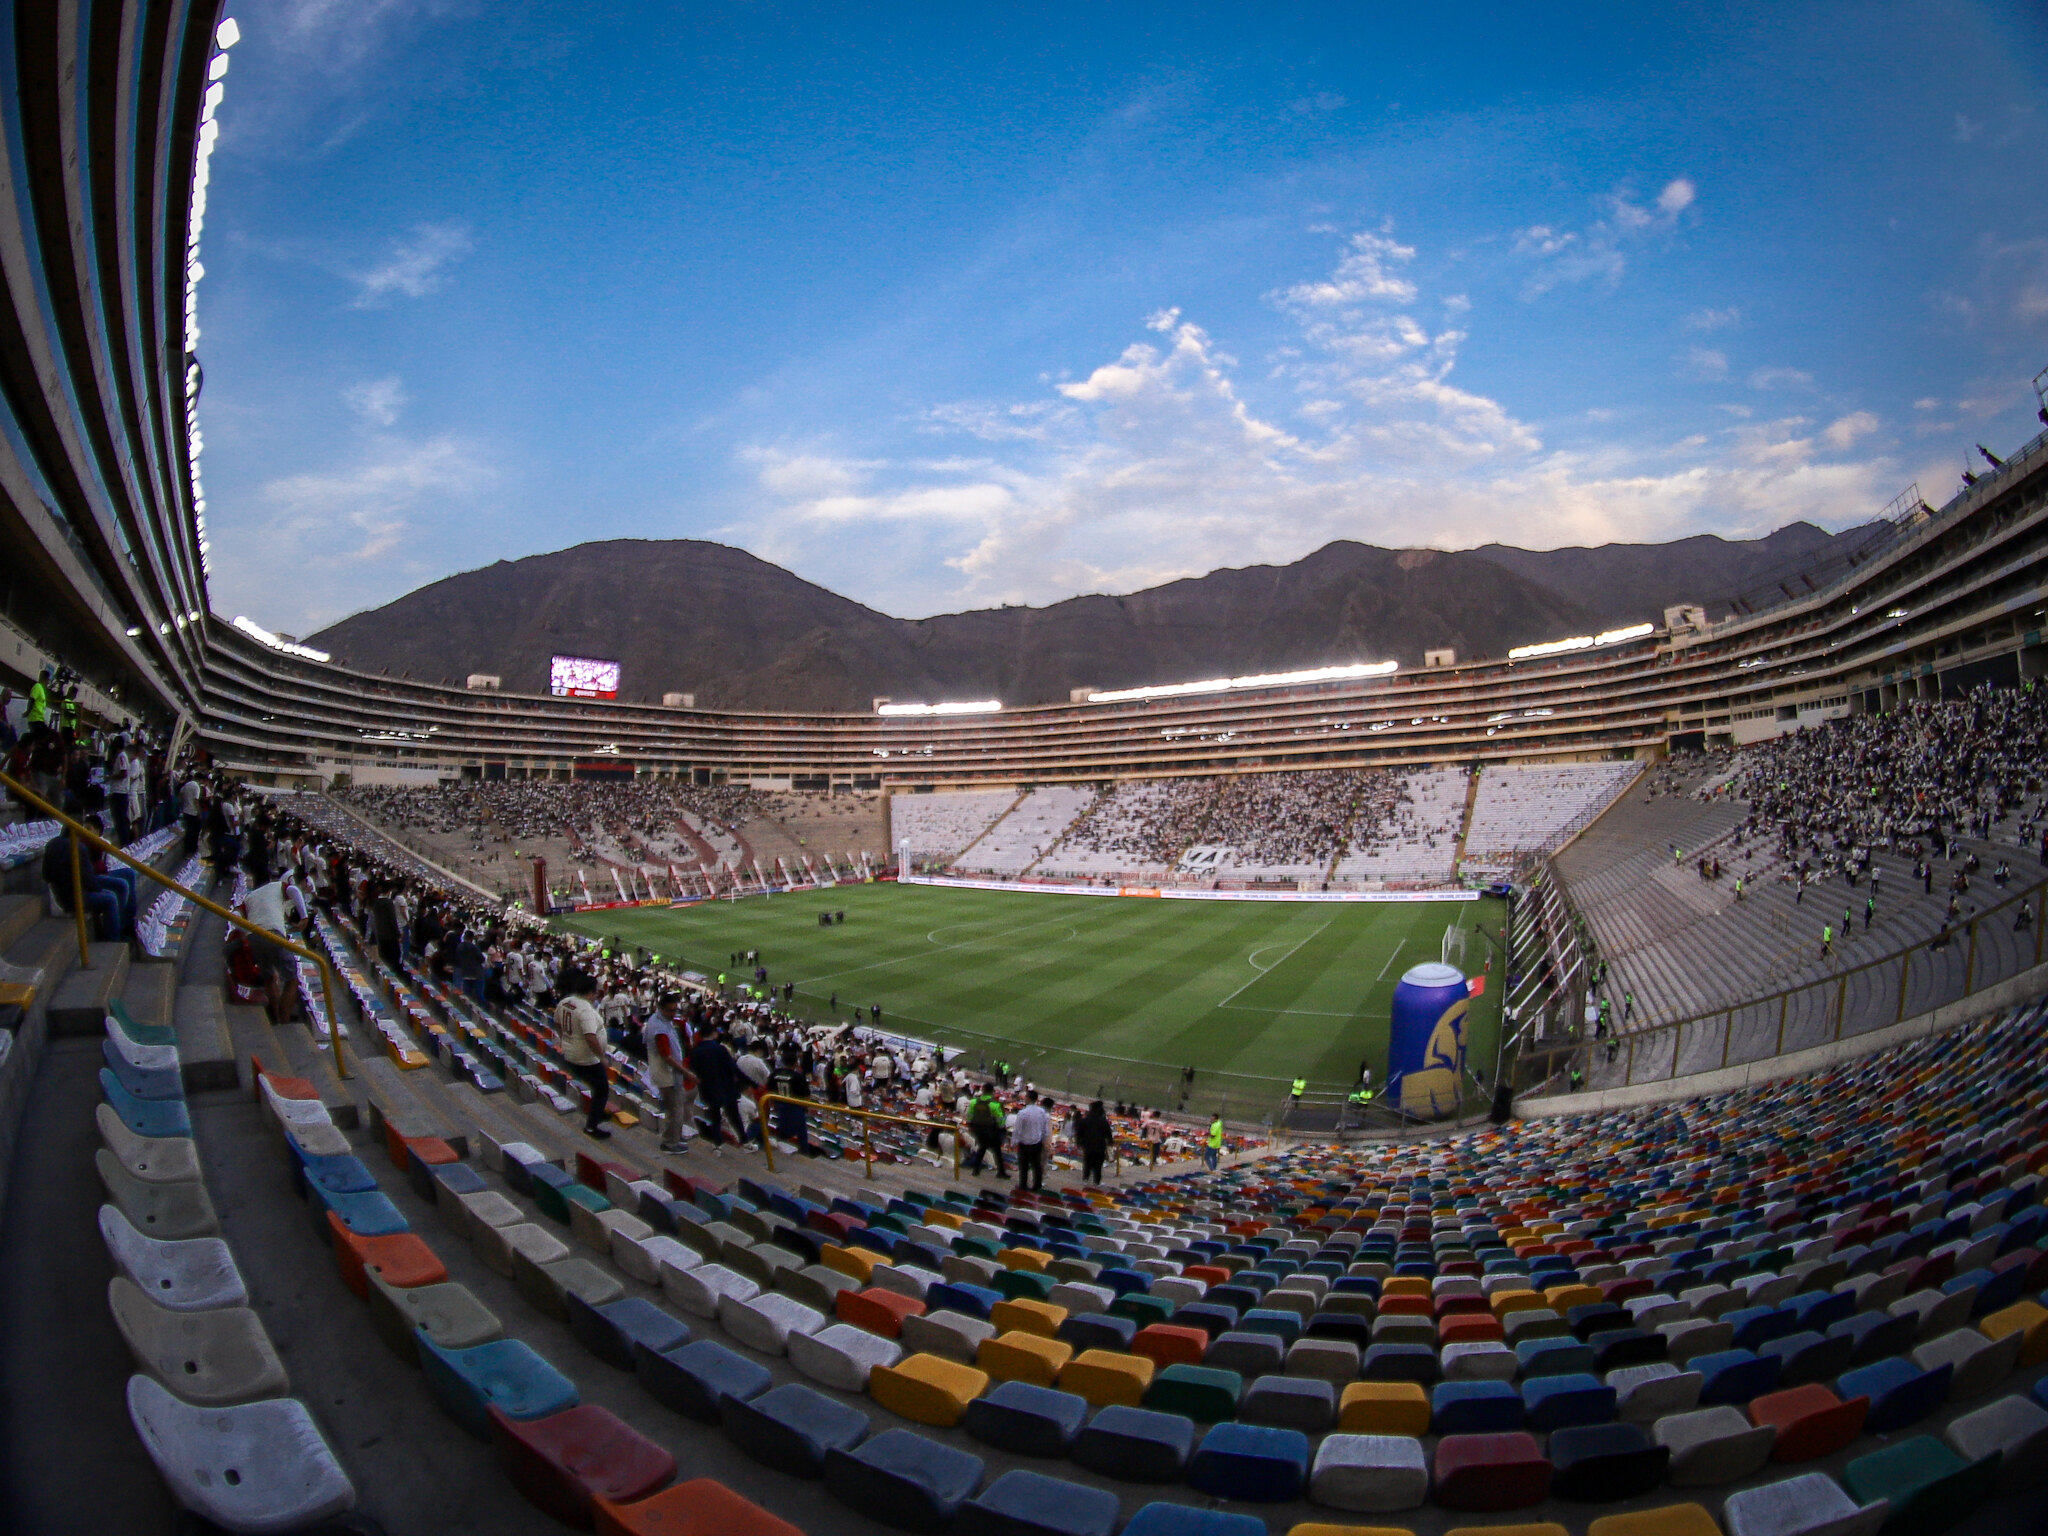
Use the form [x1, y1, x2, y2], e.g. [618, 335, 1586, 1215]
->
[1441, 922, 1467, 968]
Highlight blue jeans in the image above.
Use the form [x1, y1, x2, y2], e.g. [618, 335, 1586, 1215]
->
[1203, 1146, 1219, 1171]
[91, 869, 136, 939]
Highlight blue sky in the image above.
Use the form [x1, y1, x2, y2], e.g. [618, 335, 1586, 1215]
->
[196, 1, 2048, 634]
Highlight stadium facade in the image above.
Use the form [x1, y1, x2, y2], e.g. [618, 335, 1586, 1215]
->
[4, 1, 2048, 795]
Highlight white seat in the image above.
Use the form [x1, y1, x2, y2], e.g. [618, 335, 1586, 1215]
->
[283, 1122, 351, 1160]
[899, 1310, 995, 1365]
[1654, 1404, 1777, 1486]
[664, 1260, 759, 1319]
[1607, 1361, 1703, 1422]
[1661, 1318, 1736, 1364]
[1310, 1432, 1428, 1513]
[612, 1230, 696, 1287]
[869, 1264, 939, 1303]
[1891, 1288, 1975, 1340]
[1147, 1277, 1206, 1308]
[96, 1105, 201, 1185]
[450, 1190, 524, 1248]
[474, 1221, 569, 1279]
[570, 1202, 647, 1256]
[110, 1279, 289, 1408]
[718, 1290, 825, 1356]
[128, 1375, 355, 1534]
[106, 1022, 179, 1073]
[1439, 1341, 1518, 1380]
[1723, 1470, 1889, 1536]
[787, 1321, 903, 1392]
[100, 1206, 247, 1312]
[1912, 1326, 2024, 1400]
[1944, 1392, 2048, 1493]
[1047, 1282, 1116, 1315]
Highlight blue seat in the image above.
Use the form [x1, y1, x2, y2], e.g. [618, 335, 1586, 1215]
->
[2032, 1374, 2048, 1413]
[962, 1468, 1120, 1536]
[1695, 1348, 1782, 1404]
[100, 1070, 191, 1138]
[1240, 1374, 1335, 1430]
[1238, 1309, 1302, 1345]
[101, 1042, 182, 1100]
[963, 1380, 1089, 1458]
[1208, 1284, 1261, 1314]
[497, 1151, 547, 1197]
[1516, 1336, 1595, 1377]
[825, 1426, 985, 1533]
[1957, 1265, 2025, 1316]
[1521, 1372, 1616, 1430]
[1549, 1421, 1670, 1501]
[1434, 1378, 1525, 1433]
[928, 1282, 1000, 1320]
[296, 1154, 378, 1201]
[428, 1161, 488, 1202]
[567, 1294, 690, 1370]
[722, 1381, 868, 1478]
[1187, 1420, 1310, 1503]
[1098, 1268, 1150, 1297]
[314, 1187, 409, 1238]
[1828, 1308, 1917, 1365]
[1788, 1289, 1855, 1333]
[1838, 1355, 1953, 1434]
[634, 1337, 771, 1423]
[1727, 1305, 1799, 1351]
[1071, 1404, 1195, 1483]
[1360, 1342, 1440, 1384]
[417, 1336, 577, 1439]
[1057, 1312, 1137, 1354]
[1759, 1329, 1854, 1386]
[1588, 1327, 1665, 1372]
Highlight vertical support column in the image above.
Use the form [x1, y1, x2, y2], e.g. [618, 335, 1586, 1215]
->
[1896, 951, 1909, 1025]
[70, 835, 92, 968]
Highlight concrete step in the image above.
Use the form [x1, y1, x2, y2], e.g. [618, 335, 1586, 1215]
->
[171, 983, 239, 1093]
[46, 942, 130, 1037]
[0, 894, 40, 954]
[220, 998, 362, 1129]
[356, 1054, 468, 1158]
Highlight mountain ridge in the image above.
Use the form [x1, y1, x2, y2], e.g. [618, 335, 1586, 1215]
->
[307, 524, 1861, 712]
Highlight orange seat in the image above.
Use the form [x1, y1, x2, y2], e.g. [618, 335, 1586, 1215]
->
[998, 1247, 1052, 1272]
[258, 1071, 319, 1101]
[1184, 1264, 1231, 1287]
[1130, 1324, 1210, 1368]
[491, 1404, 675, 1526]
[387, 1126, 458, 1172]
[594, 1477, 803, 1536]
[1382, 1276, 1431, 1298]
[1439, 1313, 1506, 1345]
[837, 1286, 925, 1339]
[328, 1210, 447, 1298]
[1748, 1382, 1869, 1462]
[1379, 1293, 1434, 1316]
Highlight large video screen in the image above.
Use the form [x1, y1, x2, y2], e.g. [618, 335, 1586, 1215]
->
[549, 655, 621, 699]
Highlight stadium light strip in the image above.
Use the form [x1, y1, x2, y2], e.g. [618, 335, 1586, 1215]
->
[1507, 621, 1655, 661]
[1087, 661, 1398, 705]
[233, 615, 331, 663]
[876, 700, 1002, 716]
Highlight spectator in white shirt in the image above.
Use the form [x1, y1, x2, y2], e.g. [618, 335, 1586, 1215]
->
[1013, 1091, 1050, 1192]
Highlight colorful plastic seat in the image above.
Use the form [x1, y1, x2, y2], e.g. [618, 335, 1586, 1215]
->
[490, 1404, 675, 1525]
[824, 1427, 985, 1533]
[1187, 1420, 1311, 1503]
[1432, 1431, 1553, 1511]
[418, 1336, 578, 1439]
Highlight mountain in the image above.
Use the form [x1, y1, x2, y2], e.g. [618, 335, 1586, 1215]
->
[306, 525, 1863, 713]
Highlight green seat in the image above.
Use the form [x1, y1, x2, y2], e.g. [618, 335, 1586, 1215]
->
[1144, 1363, 1242, 1423]
[1842, 1434, 2001, 1536]
[1112, 1293, 1176, 1328]
[996, 1269, 1056, 1302]
[953, 1236, 1001, 1261]
[110, 998, 177, 1047]
[531, 1179, 607, 1225]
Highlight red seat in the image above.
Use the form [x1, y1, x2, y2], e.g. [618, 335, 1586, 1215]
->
[1602, 1277, 1654, 1304]
[809, 1211, 861, 1242]
[1184, 1265, 1231, 1287]
[662, 1170, 720, 1202]
[1749, 1382, 1870, 1462]
[1436, 1295, 1492, 1318]
[1439, 1313, 1506, 1345]
[491, 1404, 676, 1527]
[1130, 1324, 1209, 1368]
[388, 1127, 458, 1173]
[1379, 1294, 1433, 1316]
[327, 1210, 448, 1298]
[1433, 1431, 1554, 1511]
[837, 1286, 924, 1338]
[594, 1477, 801, 1536]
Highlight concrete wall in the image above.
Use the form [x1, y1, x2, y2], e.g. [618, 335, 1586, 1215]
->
[1518, 960, 2048, 1118]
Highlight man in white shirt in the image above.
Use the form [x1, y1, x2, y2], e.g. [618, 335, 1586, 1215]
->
[1013, 1091, 1050, 1192]
[641, 991, 692, 1153]
[236, 868, 306, 1026]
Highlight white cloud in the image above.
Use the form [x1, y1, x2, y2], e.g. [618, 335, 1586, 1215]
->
[1683, 307, 1741, 331]
[1955, 114, 1983, 143]
[1515, 176, 1699, 295]
[1913, 397, 1941, 411]
[342, 375, 407, 426]
[1682, 347, 1730, 381]
[729, 225, 1890, 618]
[1822, 411, 1880, 450]
[1749, 366, 1815, 391]
[351, 222, 472, 307]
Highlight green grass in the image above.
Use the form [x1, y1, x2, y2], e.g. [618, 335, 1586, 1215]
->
[556, 883, 1505, 1116]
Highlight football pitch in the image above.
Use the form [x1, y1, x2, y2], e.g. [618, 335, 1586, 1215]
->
[556, 883, 1506, 1115]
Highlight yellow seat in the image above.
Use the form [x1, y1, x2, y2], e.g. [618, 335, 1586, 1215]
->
[1288, 1524, 1419, 1536]
[1544, 1284, 1605, 1311]
[998, 1247, 1052, 1273]
[1058, 1348, 1155, 1407]
[1587, 1504, 1724, 1536]
[1338, 1380, 1431, 1436]
[1380, 1276, 1431, 1298]
[1445, 1527, 1568, 1536]
[1492, 1291, 1550, 1318]
[977, 1330, 1073, 1388]
[820, 1244, 884, 1284]
[1979, 1299, 2048, 1368]
[868, 1352, 988, 1427]
[922, 1210, 964, 1230]
[989, 1298, 1067, 1338]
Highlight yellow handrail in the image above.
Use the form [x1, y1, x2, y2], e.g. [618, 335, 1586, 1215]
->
[753, 1092, 961, 1182]
[0, 768, 350, 1080]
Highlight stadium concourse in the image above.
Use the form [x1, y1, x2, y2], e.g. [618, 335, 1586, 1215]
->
[3, 706, 2047, 1533]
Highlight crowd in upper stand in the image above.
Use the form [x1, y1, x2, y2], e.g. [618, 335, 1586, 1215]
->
[335, 779, 773, 845]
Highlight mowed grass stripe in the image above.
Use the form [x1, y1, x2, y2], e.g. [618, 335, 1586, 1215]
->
[556, 885, 1502, 1092]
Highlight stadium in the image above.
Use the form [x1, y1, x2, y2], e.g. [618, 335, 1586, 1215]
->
[1, 5, 2047, 1535]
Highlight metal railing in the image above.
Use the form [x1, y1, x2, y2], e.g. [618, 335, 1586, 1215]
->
[1588, 873, 2047, 1088]
[755, 1093, 962, 1182]
[0, 767, 350, 1078]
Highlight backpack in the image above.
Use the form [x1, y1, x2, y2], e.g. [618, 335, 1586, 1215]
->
[969, 1096, 1001, 1136]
